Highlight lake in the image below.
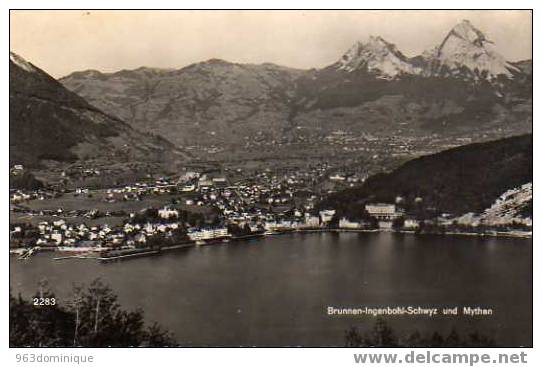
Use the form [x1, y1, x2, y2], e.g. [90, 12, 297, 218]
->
[9, 232, 532, 346]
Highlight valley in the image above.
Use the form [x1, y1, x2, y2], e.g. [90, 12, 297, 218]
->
[8, 11, 534, 349]
[9, 19, 533, 258]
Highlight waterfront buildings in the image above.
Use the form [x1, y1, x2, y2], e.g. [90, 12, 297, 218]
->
[365, 203, 403, 220]
[319, 209, 336, 224]
[365, 203, 404, 229]
[187, 227, 230, 241]
[339, 218, 364, 229]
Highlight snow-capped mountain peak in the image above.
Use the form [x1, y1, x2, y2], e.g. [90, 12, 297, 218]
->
[337, 36, 421, 78]
[428, 19, 519, 79]
[446, 19, 489, 47]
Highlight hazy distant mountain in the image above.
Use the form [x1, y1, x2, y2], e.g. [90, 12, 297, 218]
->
[9, 52, 180, 167]
[60, 20, 532, 149]
[61, 60, 303, 146]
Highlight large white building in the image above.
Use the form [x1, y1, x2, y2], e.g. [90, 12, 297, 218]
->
[339, 218, 363, 229]
[178, 171, 199, 183]
[365, 203, 403, 220]
[403, 219, 420, 230]
[187, 227, 230, 241]
[302, 214, 320, 228]
[181, 184, 196, 192]
[158, 207, 179, 219]
[319, 209, 336, 224]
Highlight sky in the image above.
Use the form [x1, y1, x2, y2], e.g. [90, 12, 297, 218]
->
[10, 10, 532, 78]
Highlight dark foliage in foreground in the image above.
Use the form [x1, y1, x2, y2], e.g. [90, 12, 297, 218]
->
[10, 279, 176, 347]
[345, 318, 497, 347]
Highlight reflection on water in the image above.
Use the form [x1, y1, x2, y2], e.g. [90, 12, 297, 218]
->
[10, 232, 532, 346]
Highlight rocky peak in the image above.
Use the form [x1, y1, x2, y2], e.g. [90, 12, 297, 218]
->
[337, 36, 420, 78]
[428, 19, 519, 79]
[443, 19, 489, 47]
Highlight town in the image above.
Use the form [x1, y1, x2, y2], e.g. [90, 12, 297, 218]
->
[9, 160, 532, 262]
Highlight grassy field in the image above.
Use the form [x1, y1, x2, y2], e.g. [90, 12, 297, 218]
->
[10, 212, 125, 227]
[13, 191, 212, 227]
[24, 191, 194, 212]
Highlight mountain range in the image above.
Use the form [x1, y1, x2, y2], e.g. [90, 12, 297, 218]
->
[59, 20, 532, 148]
[61, 60, 302, 147]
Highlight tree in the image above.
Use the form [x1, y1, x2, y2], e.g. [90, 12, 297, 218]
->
[344, 319, 498, 347]
[345, 326, 368, 347]
[466, 331, 497, 347]
[9, 282, 73, 347]
[429, 331, 444, 347]
[371, 317, 397, 347]
[344, 318, 396, 347]
[402, 330, 423, 347]
[9, 278, 176, 347]
[10, 171, 44, 190]
[445, 328, 461, 347]
[66, 284, 84, 346]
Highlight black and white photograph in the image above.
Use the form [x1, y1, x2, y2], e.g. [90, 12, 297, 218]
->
[7, 8, 533, 352]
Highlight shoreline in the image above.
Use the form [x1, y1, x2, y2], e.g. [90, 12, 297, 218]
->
[395, 229, 532, 239]
[11, 227, 531, 262]
[301, 228, 532, 239]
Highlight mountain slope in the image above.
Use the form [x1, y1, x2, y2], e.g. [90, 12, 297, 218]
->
[319, 134, 532, 216]
[458, 182, 532, 226]
[10, 52, 180, 167]
[292, 68, 531, 139]
[60, 60, 303, 146]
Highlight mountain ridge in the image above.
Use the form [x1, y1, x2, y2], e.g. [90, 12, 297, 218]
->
[9, 52, 181, 168]
[60, 58, 304, 146]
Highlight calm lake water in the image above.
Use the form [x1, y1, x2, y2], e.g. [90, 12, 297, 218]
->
[9, 232, 532, 346]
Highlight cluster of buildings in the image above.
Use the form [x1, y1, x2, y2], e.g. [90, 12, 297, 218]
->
[9, 165, 419, 254]
[10, 189, 60, 204]
[32, 220, 112, 250]
[453, 183, 533, 229]
[102, 179, 180, 202]
[181, 166, 376, 233]
[19, 215, 228, 252]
